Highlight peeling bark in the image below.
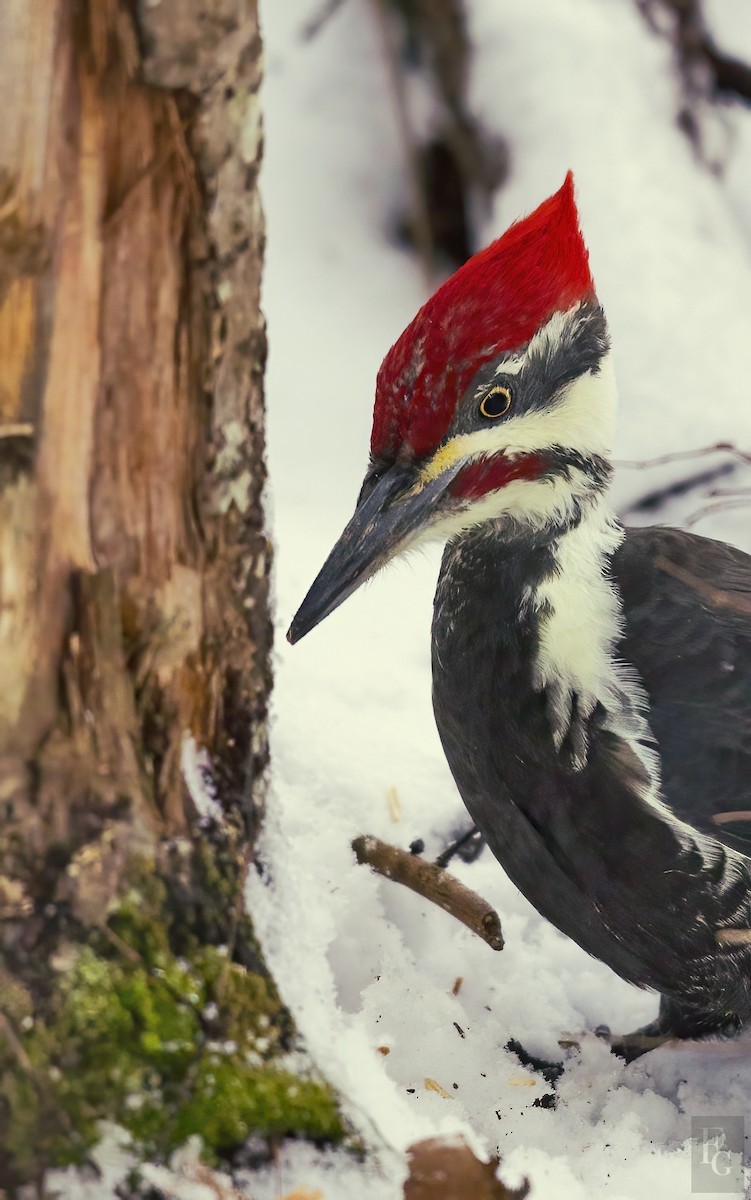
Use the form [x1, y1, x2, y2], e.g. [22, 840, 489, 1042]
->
[0, 1, 336, 1187]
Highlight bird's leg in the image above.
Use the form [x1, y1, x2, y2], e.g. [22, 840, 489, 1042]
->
[434, 825, 485, 868]
[605, 995, 744, 1063]
[510, 994, 739, 1078]
[598, 1021, 676, 1063]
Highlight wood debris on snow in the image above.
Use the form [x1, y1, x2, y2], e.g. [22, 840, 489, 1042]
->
[404, 1137, 530, 1200]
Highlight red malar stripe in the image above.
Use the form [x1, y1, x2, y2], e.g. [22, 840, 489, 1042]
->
[450, 453, 546, 501]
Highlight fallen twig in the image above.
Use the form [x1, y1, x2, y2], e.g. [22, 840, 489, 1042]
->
[352, 833, 504, 950]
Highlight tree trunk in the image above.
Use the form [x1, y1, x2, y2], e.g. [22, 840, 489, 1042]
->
[0, 1, 340, 1188]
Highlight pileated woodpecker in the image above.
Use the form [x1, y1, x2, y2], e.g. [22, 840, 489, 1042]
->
[288, 174, 751, 1057]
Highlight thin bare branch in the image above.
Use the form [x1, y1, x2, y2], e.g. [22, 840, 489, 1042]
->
[614, 441, 751, 470]
[685, 498, 751, 528]
[300, 0, 348, 41]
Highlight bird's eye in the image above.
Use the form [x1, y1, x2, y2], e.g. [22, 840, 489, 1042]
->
[479, 385, 512, 419]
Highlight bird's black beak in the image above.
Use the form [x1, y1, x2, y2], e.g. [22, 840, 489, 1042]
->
[287, 461, 456, 644]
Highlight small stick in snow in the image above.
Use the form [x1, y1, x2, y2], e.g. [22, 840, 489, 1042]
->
[352, 834, 504, 951]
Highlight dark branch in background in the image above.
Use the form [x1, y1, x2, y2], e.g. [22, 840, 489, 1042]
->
[352, 834, 504, 950]
[635, 0, 751, 155]
[705, 43, 751, 104]
[305, 0, 507, 275]
[300, 0, 348, 41]
[367, 0, 436, 285]
[615, 441, 751, 522]
[619, 461, 736, 518]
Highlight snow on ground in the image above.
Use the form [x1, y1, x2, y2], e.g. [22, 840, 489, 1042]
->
[249, 0, 751, 1197]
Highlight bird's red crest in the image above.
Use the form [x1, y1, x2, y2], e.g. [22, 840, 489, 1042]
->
[371, 172, 595, 461]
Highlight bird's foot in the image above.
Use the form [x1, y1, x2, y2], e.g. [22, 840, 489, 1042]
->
[590, 1021, 676, 1063]
[434, 825, 485, 868]
[597, 996, 745, 1062]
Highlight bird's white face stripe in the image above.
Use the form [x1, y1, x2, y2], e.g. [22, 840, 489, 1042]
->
[419, 351, 617, 488]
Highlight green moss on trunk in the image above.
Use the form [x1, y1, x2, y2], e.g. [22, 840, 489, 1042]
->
[0, 853, 344, 1180]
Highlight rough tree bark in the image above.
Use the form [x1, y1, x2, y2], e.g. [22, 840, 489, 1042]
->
[0, 1, 340, 1189]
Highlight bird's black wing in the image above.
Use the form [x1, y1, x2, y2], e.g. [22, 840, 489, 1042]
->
[613, 525, 751, 846]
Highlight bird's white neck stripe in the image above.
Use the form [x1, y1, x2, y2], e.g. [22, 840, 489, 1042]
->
[531, 496, 625, 751]
[529, 496, 665, 791]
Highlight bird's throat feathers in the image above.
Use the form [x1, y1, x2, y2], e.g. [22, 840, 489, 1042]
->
[436, 495, 652, 779]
